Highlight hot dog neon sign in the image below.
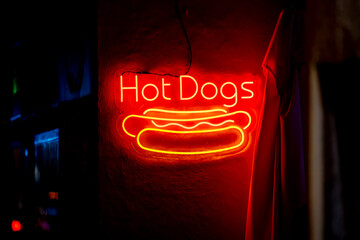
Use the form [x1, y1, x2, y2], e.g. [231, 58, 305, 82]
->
[115, 73, 260, 158]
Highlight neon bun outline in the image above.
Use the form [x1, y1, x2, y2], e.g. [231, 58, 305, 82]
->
[121, 108, 251, 155]
[122, 109, 251, 137]
[137, 126, 245, 155]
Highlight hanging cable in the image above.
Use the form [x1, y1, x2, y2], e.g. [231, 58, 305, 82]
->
[174, 0, 192, 75]
[121, 0, 192, 77]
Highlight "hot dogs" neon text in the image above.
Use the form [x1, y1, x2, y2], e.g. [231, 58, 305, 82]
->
[120, 75, 254, 108]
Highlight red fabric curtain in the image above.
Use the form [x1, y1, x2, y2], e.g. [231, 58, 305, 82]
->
[246, 9, 307, 240]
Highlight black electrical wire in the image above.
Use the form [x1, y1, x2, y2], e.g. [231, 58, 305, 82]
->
[174, 0, 192, 75]
[121, 0, 192, 77]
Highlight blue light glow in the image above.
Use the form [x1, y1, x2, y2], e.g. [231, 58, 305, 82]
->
[46, 207, 58, 216]
[34, 129, 59, 145]
[10, 114, 21, 122]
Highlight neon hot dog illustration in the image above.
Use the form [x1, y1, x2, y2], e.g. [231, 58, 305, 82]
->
[120, 108, 252, 155]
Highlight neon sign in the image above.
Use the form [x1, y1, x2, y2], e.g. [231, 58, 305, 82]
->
[115, 73, 261, 158]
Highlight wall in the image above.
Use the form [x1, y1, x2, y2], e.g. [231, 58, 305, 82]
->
[98, 0, 283, 238]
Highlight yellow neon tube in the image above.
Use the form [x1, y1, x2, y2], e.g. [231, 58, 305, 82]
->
[151, 119, 234, 129]
[136, 126, 245, 155]
[143, 108, 227, 115]
[122, 110, 251, 138]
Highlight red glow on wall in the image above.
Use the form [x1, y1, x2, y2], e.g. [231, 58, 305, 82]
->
[11, 220, 22, 232]
[115, 72, 264, 160]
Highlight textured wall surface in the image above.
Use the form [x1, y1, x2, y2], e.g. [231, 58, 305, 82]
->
[98, 0, 283, 238]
